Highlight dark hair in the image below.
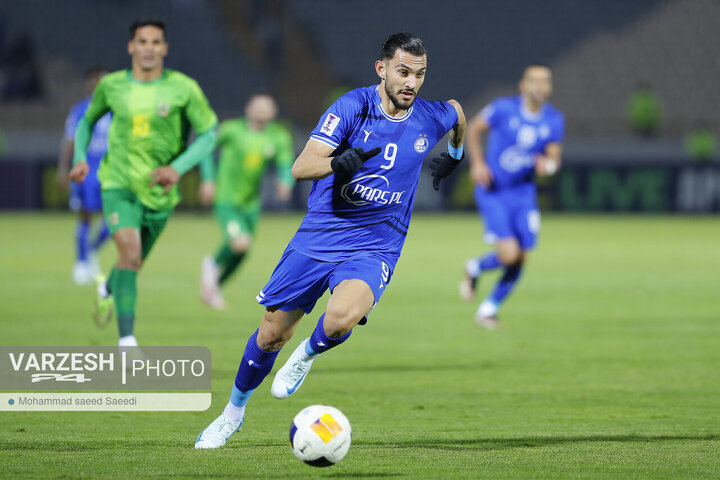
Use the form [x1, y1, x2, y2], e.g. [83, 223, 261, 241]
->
[524, 62, 552, 74]
[129, 19, 166, 40]
[380, 33, 426, 60]
[84, 66, 107, 79]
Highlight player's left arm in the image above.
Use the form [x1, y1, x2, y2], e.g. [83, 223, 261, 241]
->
[447, 99, 466, 149]
[198, 122, 230, 207]
[429, 99, 467, 190]
[150, 127, 217, 194]
[535, 142, 563, 177]
[535, 114, 565, 177]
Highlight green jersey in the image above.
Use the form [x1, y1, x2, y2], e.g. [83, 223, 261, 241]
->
[202, 119, 294, 207]
[83, 69, 218, 210]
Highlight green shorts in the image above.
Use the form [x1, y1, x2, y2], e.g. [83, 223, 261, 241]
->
[214, 203, 260, 241]
[102, 189, 173, 259]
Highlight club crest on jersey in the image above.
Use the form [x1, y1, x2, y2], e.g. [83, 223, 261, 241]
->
[414, 135, 429, 153]
[109, 212, 119, 226]
[321, 113, 340, 136]
[157, 102, 170, 118]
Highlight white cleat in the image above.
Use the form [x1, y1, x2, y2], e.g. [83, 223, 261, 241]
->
[195, 413, 244, 449]
[200, 256, 226, 310]
[271, 339, 316, 399]
[72, 261, 93, 285]
[475, 299, 501, 330]
[475, 315, 502, 330]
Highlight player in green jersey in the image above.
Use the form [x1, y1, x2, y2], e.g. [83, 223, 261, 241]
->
[68, 19, 218, 346]
[199, 94, 295, 309]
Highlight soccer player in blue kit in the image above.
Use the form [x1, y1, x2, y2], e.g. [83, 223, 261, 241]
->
[460, 63, 565, 329]
[195, 32, 466, 449]
[56, 67, 112, 285]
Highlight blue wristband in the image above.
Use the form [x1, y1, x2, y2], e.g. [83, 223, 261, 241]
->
[448, 142, 464, 160]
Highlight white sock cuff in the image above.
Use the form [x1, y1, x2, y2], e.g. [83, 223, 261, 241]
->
[118, 335, 138, 347]
[465, 258, 481, 278]
[223, 402, 245, 422]
[477, 299, 498, 318]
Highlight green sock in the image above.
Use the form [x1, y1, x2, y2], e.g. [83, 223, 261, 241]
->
[219, 252, 245, 285]
[106, 267, 116, 295]
[112, 269, 137, 337]
[214, 243, 234, 267]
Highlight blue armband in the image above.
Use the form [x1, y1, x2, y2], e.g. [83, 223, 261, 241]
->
[448, 142, 464, 160]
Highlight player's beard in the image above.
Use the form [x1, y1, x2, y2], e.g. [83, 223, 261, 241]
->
[385, 83, 415, 111]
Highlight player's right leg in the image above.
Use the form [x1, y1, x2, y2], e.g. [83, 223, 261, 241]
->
[72, 210, 94, 285]
[272, 254, 392, 399]
[270, 279, 374, 399]
[461, 188, 509, 301]
[476, 239, 523, 329]
[197, 246, 333, 449]
[111, 228, 142, 345]
[201, 205, 257, 309]
[85, 172, 109, 278]
[195, 307, 304, 449]
[96, 189, 144, 341]
[70, 176, 93, 285]
[477, 202, 539, 328]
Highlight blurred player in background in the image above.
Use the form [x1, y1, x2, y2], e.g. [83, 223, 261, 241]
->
[198, 94, 295, 310]
[69, 19, 217, 346]
[461, 63, 565, 329]
[195, 32, 466, 449]
[57, 67, 112, 285]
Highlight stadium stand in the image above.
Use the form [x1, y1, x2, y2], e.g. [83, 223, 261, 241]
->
[0, 0, 265, 156]
[1, 0, 718, 156]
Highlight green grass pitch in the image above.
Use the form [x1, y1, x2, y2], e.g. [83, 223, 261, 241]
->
[1, 212, 719, 479]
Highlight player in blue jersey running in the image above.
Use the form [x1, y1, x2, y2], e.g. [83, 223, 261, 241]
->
[460, 63, 565, 329]
[195, 32, 466, 449]
[57, 67, 112, 285]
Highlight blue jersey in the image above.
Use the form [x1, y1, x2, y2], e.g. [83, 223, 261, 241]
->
[289, 86, 458, 265]
[65, 97, 111, 169]
[481, 95, 564, 191]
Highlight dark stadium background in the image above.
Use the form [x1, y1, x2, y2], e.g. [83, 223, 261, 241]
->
[0, 0, 717, 214]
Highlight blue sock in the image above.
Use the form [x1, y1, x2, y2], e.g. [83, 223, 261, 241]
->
[478, 252, 502, 271]
[92, 221, 110, 251]
[229, 385, 254, 408]
[75, 220, 90, 262]
[490, 264, 523, 305]
[233, 330, 281, 392]
[306, 314, 352, 355]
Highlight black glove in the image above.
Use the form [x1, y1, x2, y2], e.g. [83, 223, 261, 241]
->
[429, 152, 462, 191]
[330, 147, 381, 175]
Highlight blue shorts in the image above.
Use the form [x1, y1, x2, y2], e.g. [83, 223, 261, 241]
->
[69, 168, 102, 213]
[256, 246, 394, 316]
[474, 185, 540, 250]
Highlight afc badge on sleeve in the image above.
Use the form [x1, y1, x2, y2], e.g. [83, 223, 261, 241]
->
[321, 114, 341, 136]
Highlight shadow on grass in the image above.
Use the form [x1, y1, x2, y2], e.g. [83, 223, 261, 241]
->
[3, 433, 717, 454]
[323, 474, 403, 478]
[312, 362, 492, 374]
[356, 433, 720, 451]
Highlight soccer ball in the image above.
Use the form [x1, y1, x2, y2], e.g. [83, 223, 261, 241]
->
[289, 404, 352, 467]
